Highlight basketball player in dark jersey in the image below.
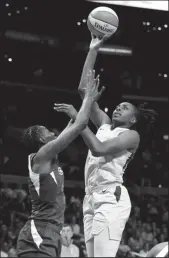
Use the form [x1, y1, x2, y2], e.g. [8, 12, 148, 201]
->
[16, 70, 104, 257]
[146, 242, 168, 257]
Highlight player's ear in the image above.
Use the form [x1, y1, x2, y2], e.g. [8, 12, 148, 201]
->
[39, 136, 46, 144]
[131, 117, 136, 124]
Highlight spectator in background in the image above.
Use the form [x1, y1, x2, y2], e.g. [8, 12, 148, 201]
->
[162, 205, 168, 223]
[136, 220, 143, 234]
[152, 237, 159, 248]
[118, 237, 131, 257]
[162, 227, 168, 241]
[8, 247, 17, 257]
[71, 215, 80, 235]
[141, 224, 154, 244]
[128, 229, 144, 252]
[139, 243, 150, 257]
[60, 224, 80, 257]
[159, 233, 166, 243]
[155, 227, 161, 240]
[133, 205, 141, 220]
[1, 243, 9, 257]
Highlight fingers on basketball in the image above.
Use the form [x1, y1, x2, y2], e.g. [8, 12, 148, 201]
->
[102, 34, 109, 42]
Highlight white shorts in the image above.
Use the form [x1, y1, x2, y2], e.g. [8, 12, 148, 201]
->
[83, 183, 131, 243]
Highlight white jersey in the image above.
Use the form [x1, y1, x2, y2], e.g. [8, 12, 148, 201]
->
[85, 124, 133, 188]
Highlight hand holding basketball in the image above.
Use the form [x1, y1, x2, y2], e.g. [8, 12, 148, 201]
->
[89, 33, 109, 50]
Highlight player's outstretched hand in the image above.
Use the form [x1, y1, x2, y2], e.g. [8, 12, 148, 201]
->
[89, 33, 110, 50]
[54, 103, 78, 121]
[85, 70, 105, 102]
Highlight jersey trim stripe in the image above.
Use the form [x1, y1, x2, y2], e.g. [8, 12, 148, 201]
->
[28, 155, 40, 195]
[50, 171, 58, 184]
[31, 220, 43, 248]
[123, 153, 133, 171]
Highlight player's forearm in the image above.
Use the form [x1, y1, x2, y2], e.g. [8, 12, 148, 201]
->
[78, 49, 98, 97]
[75, 96, 94, 126]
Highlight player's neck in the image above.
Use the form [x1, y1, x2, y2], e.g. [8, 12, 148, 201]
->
[51, 157, 58, 165]
[111, 122, 129, 130]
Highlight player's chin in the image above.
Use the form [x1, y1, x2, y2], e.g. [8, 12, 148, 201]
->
[112, 117, 122, 122]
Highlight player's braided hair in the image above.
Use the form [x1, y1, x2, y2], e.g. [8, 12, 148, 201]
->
[21, 125, 41, 153]
[133, 103, 158, 151]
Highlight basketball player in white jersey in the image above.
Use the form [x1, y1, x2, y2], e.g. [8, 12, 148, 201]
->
[54, 34, 157, 257]
[146, 242, 168, 257]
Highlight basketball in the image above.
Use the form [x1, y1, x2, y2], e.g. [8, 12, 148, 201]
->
[87, 6, 119, 38]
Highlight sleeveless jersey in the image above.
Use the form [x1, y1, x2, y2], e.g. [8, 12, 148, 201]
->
[28, 154, 65, 226]
[85, 125, 133, 188]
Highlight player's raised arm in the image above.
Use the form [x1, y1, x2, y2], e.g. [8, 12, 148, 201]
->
[34, 70, 103, 166]
[78, 34, 111, 128]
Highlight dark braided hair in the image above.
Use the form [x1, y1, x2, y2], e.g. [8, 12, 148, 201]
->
[21, 125, 42, 154]
[132, 103, 158, 151]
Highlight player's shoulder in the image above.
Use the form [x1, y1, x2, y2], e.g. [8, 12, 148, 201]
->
[30, 152, 58, 174]
[127, 129, 140, 140]
[118, 129, 140, 141]
[99, 123, 111, 130]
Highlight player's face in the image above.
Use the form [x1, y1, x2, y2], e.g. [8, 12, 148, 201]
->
[39, 126, 56, 144]
[61, 226, 73, 241]
[112, 102, 136, 126]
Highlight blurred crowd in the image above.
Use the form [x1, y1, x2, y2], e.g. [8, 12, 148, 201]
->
[0, 187, 168, 257]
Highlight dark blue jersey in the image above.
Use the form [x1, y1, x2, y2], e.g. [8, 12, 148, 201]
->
[28, 154, 65, 226]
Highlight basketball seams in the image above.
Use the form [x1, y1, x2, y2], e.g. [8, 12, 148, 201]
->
[91, 6, 118, 18]
[88, 16, 117, 36]
[90, 15, 118, 27]
[92, 11, 118, 20]
[89, 16, 117, 30]
[90, 11, 119, 27]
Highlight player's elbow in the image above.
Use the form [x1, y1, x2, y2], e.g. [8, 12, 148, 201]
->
[92, 151, 101, 157]
[92, 146, 104, 157]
